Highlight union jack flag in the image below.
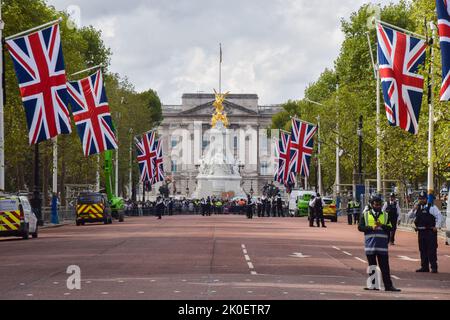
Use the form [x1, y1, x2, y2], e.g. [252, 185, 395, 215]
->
[289, 118, 317, 178]
[136, 131, 157, 183]
[436, 0, 450, 101]
[151, 139, 165, 185]
[275, 131, 295, 185]
[377, 23, 427, 134]
[6, 23, 72, 145]
[67, 70, 118, 156]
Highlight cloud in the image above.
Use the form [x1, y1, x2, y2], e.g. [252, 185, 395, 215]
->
[47, 0, 395, 105]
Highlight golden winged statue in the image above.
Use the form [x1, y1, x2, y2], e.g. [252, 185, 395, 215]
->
[212, 89, 230, 128]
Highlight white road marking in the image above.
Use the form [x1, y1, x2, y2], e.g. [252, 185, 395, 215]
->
[53, 282, 59, 285]
[118, 280, 124, 283]
[138, 291, 145, 294]
[150, 280, 156, 282]
[320, 293, 326, 295]
[242, 244, 257, 275]
[64, 293, 71, 296]
[20, 283, 25, 286]
[213, 279, 220, 282]
[241, 244, 246, 249]
[332, 246, 341, 251]
[174, 291, 181, 293]
[101, 292, 109, 295]
[182, 279, 187, 282]
[26, 294, 33, 297]
[247, 262, 255, 269]
[211, 290, 217, 293]
[343, 251, 352, 256]
[86, 281, 92, 284]
[398, 255, 420, 262]
[355, 257, 368, 264]
[309, 281, 315, 284]
[243, 249, 248, 254]
[445, 255, 450, 258]
[283, 292, 289, 295]
[244, 255, 251, 261]
[247, 291, 253, 294]
[290, 252, 311, 258]
[391, 275, 401, 280]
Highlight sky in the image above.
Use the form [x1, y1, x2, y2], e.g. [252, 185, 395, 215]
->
[46, 0, 396, 105]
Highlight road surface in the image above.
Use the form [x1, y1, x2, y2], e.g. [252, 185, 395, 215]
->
[1, 215, 449, 300]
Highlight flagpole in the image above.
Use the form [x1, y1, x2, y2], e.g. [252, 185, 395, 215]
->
[376, 19, 426, 40]
[427, 22, 436, 203]
[70, 64, 104, 77]
[366, 31, 382, 194]
[96, 155, 100, 192]
[0, 2, 4, 191]
[317, 115, 323, 196]
[335, 83, 341, 198]
[5, 18, 62, 41]
[219, 43, 222, 94]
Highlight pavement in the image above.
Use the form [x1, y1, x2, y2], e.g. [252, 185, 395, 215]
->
[0, 215, 449, 300]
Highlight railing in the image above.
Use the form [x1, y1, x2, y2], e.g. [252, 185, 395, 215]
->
[398, 209, 447, 231]
[41, 207, 76, 224]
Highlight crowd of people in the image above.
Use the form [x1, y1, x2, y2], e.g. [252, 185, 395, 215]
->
[123, 194, 288, 219]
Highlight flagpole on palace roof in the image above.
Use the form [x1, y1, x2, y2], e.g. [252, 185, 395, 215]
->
[0, 1, 5, 191]
[426, 22, 436, 203]
[219, 43, 222, 94]
[5, 18, 62, 41]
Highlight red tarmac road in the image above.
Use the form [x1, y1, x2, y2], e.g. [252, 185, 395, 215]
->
[0, 215, 449, 300]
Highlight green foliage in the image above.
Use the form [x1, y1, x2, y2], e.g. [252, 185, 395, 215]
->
[271, 1, 450, 194]
[2, 0, 162, 203]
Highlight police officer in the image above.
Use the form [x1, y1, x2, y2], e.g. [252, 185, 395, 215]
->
[352, 198, 361, 225]
[310, 194, 326, 228]
[277, 195, 284, 217]
[358, 194, 400, 292]
[246, 195, 254, 219]
[308, 195, 316, 227]
[382, 193, 401, 245]
[347, 194, 354, 225]
[408, 191, 443, 273]
[155, 197, 165, 220]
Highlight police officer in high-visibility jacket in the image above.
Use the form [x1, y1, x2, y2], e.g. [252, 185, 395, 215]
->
[408, 191, 443, 273]
[382, 193, 401, 245]
[358, 194, 401, 292]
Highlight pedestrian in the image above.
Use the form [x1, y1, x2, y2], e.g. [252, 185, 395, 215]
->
[347, 195, 354, 225]
[353, 198, 361, 225]
[155, 197, 165, 220]
[408, 191, 443, 273]
[256, 198, 262, 217]
[277, 195, 284, 217]
[311, 193, 326, 228]
[358, 194, 400, 292]
[168, 198, 174, 216]
[308, 196, 316, 227]
[382, 193, 401, 245]
[201, 198, 206, 216]
[246, 195, 254, 219]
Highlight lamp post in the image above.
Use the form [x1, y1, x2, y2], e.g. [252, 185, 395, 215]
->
[128, 128, 133, 200]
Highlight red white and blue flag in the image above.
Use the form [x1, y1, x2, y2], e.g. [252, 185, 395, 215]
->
[289, 118, 317, 178]
[6, 23, 72, 145]
[436, 0, 450, 101]
[275, 131, 295, 185]
[67, 70, 118, 156]
[151, 139, 165, 185]
[136, 131, 157, 183]
[377, 23, 427, 134]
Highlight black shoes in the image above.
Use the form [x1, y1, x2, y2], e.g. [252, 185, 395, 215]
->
[385, 286, 401, 292]
[322, 225, 327, 228]
[416, 268, 430, 273]
[431, 269, 438, 274]
[364, 287, 380, 291]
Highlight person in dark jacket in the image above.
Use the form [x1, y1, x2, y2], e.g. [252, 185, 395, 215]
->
[310, 194, 326, 228]
[155, 197, 166, 220]
[246, 196, 254, 219]
[359, 194, 400, 292]
[382, 193, 401, 245]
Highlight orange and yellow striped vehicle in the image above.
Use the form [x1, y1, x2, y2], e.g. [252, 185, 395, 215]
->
[76, 192, 112, 226]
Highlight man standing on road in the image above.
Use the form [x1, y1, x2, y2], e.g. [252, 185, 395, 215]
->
[155, 197, 165, 220]
[358, 194, 400, 292]
[309, 195, 316, 227]
[383, 193, 401, 245]
[408, 191, 443, 274]
[310, 194, 326, 228]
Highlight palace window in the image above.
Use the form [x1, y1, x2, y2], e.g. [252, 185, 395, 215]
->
[260, 161, 269, 175]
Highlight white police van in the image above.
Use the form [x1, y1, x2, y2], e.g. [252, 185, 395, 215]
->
[0, 194, 38, 240]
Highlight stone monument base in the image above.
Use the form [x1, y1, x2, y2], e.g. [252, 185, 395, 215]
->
[191, 175, 245, 199]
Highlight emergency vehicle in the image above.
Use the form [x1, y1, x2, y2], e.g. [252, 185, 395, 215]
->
[0, 193, 38, 239]
[76, 192, 113, 226]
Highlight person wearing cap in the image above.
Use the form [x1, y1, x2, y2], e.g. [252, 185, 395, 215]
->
[382, 193, 401, 245]
[358, 194, 400, 292]
[408, 191, 443, 273]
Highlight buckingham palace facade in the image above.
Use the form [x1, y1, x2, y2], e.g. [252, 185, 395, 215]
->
[148, 93, 283, 198]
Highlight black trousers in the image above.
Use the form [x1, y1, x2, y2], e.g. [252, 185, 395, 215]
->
[309, 209, 315, 226]
[389, 218, 398, 243]
[418, 230, 438, 271]
[347, 213, 353, 225]
[315, 211, 325, 227]
[353, 212, 360, 224]
[367, 254, 393, 289]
